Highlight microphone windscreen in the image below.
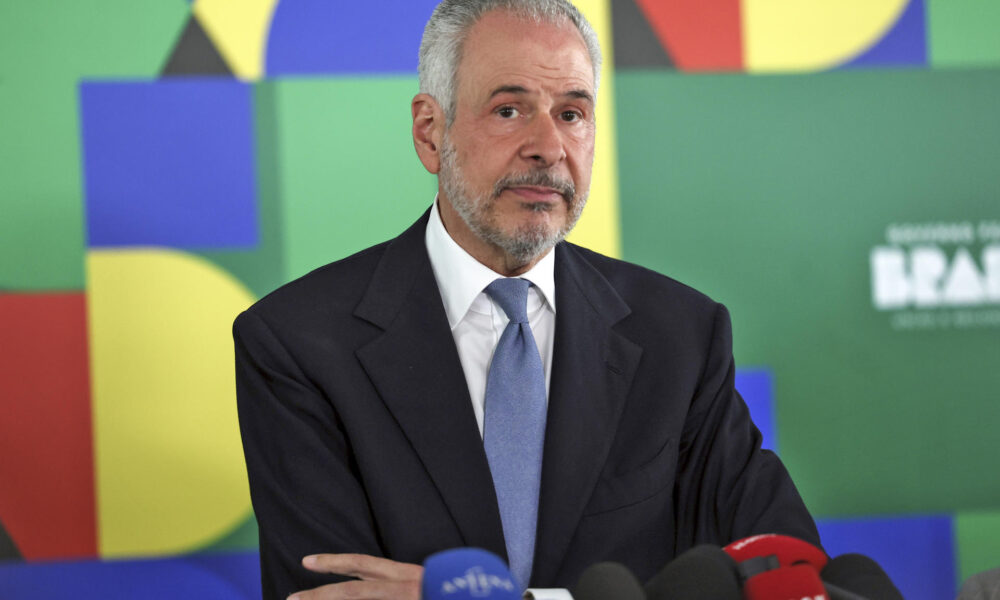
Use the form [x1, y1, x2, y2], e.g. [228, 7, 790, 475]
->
[724, 533, 829, 572]
[572, 562, 645, 600]
[821, 554, 903, 600]
[644, 545, 742, 600]
[744, 564, 829, 600]
[421, 548, 520, 599]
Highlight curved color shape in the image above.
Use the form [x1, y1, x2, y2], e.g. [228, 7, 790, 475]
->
[743, 0, 910, 72]
[192, 0, 280, 79]
[634, 0, 743, 71]
[87, 249, 255, 557]
[842, 0, 926, 68]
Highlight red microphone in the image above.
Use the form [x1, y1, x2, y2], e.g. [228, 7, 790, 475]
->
[742, 564, 829, 600]
[723, 534, 830, 600]
[724, 534, 828, 572]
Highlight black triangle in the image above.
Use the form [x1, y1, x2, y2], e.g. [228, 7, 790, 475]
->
[0, 518, 21, 561]
[161, 14, 234, 77]
[611, 0, 676, 69]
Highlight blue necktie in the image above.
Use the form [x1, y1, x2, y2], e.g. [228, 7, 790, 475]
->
[482, 277, 547, 591]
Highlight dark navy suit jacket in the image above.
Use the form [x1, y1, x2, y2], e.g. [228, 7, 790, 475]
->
[233, 210, 820, 599]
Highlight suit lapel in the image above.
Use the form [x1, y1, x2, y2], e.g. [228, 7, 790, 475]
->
[532, 244, 643, 585]
[352, 216, 643, 579]
[354, 212, 508, 559]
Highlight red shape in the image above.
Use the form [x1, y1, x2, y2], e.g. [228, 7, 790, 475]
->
[0, 293, 97, 559]
[634, 0, 744, 71]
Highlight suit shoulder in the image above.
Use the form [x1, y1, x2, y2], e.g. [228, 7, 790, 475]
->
[238, 240, 391, 328]
[563, 242, 721, 316]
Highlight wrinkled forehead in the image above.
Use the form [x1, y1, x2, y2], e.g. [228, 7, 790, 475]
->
[454, 10, 595, 102]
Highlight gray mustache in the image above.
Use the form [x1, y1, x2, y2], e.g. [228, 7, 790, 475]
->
[493, 171, 575, 203]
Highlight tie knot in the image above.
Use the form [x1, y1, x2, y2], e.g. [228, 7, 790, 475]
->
[485, 278, 531, 324]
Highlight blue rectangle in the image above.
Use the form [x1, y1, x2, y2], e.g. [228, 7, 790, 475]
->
[816, 514, 956, 600]
[735, 368, 777, 452]
[80, 79, 259, 249]
[0, 551, 260, 599]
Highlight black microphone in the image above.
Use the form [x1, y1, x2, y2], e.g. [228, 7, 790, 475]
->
[644, 545, 742, 600]
[572, 561, 646, 600]
[821, 554, 903, 600]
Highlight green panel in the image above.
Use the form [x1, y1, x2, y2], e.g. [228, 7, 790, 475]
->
[928, 0, 1000, 67]
[271, 76, 437, 281]
[616, 69, 1000, 517]
[0, 2, 188, 290]
[956, 511, 1000, 582]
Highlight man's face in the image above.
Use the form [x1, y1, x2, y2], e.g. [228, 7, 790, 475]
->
[438, 10, 596, 267]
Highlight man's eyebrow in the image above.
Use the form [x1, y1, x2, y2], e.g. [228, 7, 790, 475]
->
[488, 85, 530, 99]
[564, 89, 594, 104]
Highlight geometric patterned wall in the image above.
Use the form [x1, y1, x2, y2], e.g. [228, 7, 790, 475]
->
[1, 1, 998, 597]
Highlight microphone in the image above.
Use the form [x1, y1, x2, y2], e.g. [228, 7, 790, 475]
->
[572, 562, 645, 600]
[723, 534, 829, 574]
[723, 534, 831, 600]
[742, 564, 829, 600]
[821, 554, 903, 600]
[421, 548, 520, 599]
[644, 545, 742, 600]
[743, 564, 830, 600]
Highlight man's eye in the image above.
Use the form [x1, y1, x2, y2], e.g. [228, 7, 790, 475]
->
[560, 110, 582, 122]
[497, 106, 519, 118]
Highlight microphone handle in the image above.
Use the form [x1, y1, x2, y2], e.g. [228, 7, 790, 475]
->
[824, 582, 870, 600]
[523, 589, 574, 600]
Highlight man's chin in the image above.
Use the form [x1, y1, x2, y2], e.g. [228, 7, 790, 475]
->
[490, 225, 564, 263]
[506, 206, 567, 230]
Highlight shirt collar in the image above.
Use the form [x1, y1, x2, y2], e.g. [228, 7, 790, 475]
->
[425, 197, 556, 329]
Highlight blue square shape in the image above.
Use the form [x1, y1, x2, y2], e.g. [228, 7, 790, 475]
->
[80, 79, 258, 249]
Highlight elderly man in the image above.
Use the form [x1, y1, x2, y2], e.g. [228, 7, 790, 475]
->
[233, 1, 821, 598]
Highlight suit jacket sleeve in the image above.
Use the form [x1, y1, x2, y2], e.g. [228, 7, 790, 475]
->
[672, 303, 821, 550]
[233, 309, 382, 599]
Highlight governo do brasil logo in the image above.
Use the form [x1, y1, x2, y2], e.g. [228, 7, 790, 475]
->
[870, 220, 1000, 330]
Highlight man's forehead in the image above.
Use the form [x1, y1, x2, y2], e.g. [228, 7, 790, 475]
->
[457, 10, 595, 99]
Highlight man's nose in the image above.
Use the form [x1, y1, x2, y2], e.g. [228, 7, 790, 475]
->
[520, 113, 566, 167]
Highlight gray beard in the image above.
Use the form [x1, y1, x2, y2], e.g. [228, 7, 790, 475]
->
[438, 136, 587, 267]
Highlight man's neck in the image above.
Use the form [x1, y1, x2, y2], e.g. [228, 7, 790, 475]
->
[436, 196, 548, 277]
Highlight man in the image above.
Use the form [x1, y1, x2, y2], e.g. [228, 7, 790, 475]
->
[959, 566, 1000, 600]
[233, 1, 821, 599]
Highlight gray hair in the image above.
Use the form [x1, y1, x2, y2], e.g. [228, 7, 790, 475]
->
[418, 0, 602, 123]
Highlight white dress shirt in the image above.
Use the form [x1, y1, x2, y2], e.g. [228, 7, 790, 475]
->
[424, 199, 556, 438]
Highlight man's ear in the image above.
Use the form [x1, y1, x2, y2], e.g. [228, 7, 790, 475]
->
[412, 93, 445, 174]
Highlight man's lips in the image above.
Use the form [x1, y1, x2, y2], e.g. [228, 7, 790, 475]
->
[505, 186, 564, 202]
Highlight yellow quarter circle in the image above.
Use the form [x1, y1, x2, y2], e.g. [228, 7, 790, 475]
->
[87, 248, 255, 557]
